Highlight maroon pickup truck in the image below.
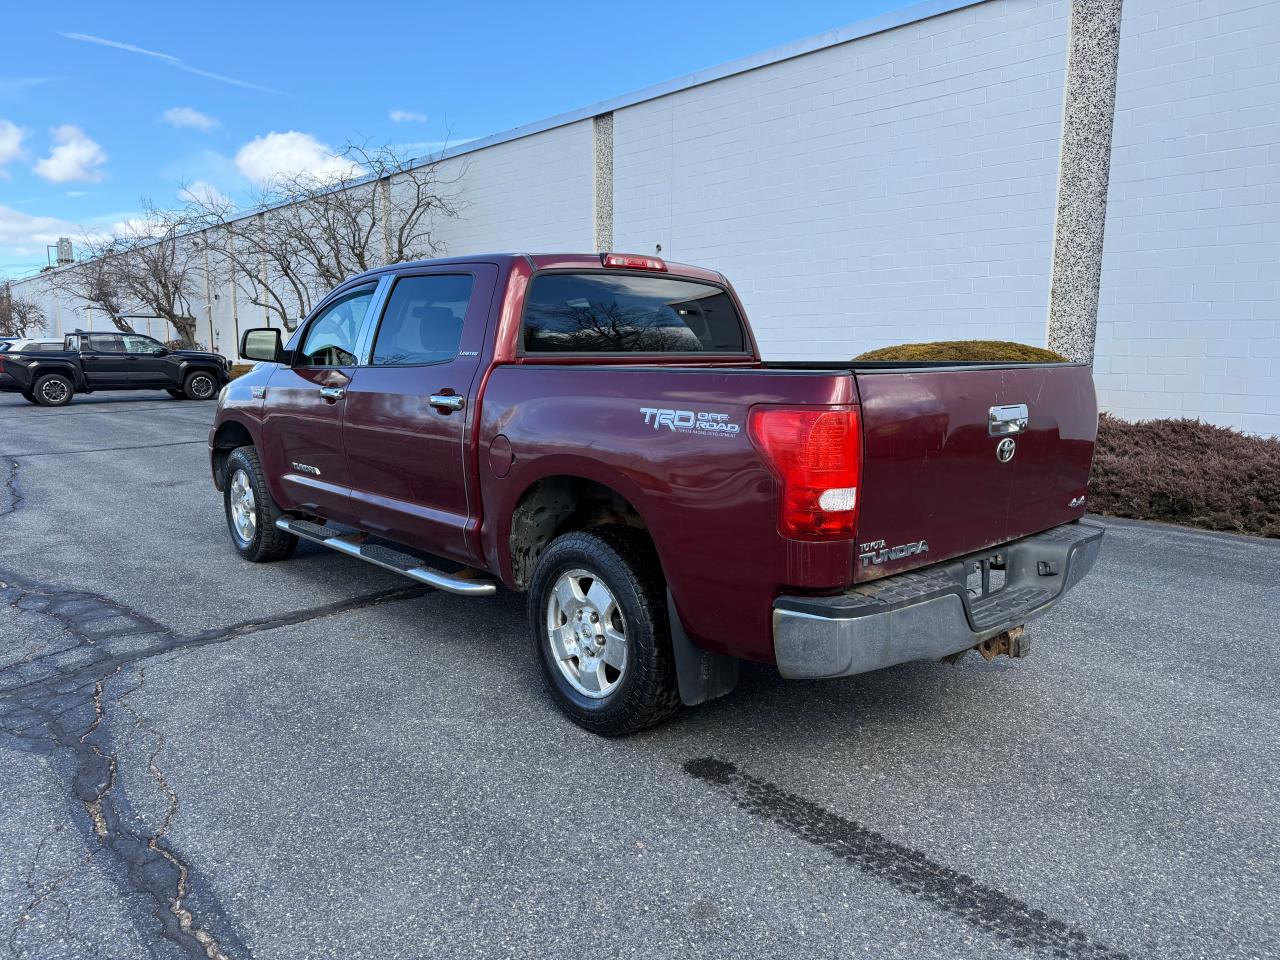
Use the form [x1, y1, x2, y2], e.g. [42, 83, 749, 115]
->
[211, 253, 1102, 735]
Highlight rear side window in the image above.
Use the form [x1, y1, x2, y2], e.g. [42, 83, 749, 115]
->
[88, 336, 124, 353]
[371, 274, 474, 366]
[26, 342, 64, 353]
[522, 273, 747, 354]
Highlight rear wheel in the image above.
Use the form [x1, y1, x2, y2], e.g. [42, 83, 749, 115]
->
[183, 370, 218, 400]
[528, 526, 680, 736]
[223, 446, 297, 562]
[32, 373, 73, 407]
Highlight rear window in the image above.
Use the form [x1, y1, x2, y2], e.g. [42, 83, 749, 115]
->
[522, 273, 747, 354]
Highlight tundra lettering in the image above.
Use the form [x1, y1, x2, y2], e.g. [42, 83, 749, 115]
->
[859, 540, 930, 567]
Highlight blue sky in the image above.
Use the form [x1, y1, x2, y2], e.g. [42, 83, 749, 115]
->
[0, 0, 911, 279]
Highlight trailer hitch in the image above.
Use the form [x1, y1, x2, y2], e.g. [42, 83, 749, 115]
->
[942, 625, 1029, 665]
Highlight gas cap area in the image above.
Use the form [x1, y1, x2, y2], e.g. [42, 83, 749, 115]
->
[489, 434, 514, 478]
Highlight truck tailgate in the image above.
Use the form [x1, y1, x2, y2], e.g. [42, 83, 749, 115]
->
[853, 363, 1097, 581]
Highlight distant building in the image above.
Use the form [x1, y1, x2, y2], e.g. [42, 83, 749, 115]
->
[10, 0, 1279, 433]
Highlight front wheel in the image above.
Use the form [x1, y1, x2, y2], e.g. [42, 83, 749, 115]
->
[183, 370, 218, 400]
[528, 526, 680, 736]
[223, 446, 297, 562]
[32, 373, 74, 407]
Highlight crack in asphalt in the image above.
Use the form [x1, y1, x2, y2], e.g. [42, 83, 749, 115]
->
[0, 402, 211, 422]
[0, 453, 431, 959]
[4, 440, 208, 459]
[684, 758, 1131, 960]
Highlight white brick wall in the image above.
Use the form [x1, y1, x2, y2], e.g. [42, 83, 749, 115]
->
[1096, 0, 1280, 434]
[430, 120, 594, 256]
[613, 0, 1069, 359]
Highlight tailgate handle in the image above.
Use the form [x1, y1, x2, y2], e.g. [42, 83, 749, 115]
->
[989, 403, 1029, 436]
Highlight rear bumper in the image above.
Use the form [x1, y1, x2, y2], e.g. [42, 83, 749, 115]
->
[772, 520, 1103, 679]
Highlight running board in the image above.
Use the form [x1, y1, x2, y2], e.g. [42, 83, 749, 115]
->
[276, 517, 497, 597]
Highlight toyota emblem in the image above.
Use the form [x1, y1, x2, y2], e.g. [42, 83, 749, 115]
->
[996, 438, 1016, 463]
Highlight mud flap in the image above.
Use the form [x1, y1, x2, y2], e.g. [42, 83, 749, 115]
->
[667, 590, 739, 706]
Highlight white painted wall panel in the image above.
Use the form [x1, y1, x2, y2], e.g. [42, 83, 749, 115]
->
[612, 0, 1069, 360]
[1095, 0, 1280, 434]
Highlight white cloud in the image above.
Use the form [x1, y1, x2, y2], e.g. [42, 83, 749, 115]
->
[33, 125, 107, 183]
[390, 109, 428, 123]
[0, 204, 83, 256]
[162, 106, 219, 132]
[178, 180, 231, 206]
[0, 119, 24, 176]
[234, 131, 360, 186]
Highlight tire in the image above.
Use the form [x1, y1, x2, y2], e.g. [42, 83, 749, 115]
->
[528, 525, 680, 736]
[32, 373, 74, 407]
[223, 446, 297, 562]
[166, 388, 186, 400]
[183, 369, 219, 401]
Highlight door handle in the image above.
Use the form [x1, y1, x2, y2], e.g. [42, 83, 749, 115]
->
[319, 386, 345, 402]
[429, 394, 464, 411]
[988, 403, 1029, 436]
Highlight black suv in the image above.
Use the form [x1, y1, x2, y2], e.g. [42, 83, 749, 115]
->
[0, 332, 230, 406]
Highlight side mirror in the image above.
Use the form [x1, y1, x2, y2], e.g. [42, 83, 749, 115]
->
[154, 347, 170, 356]
[240, 327, 285, 364]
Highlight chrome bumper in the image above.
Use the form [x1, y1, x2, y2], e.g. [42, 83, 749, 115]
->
[773, 521, 1104, 680]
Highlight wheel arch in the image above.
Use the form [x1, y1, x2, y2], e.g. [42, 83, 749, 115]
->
[504, 473, 658, 592]
[210, 417, 257, 490]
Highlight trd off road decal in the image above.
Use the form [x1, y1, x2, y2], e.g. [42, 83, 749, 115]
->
[640, 407, 741, 437]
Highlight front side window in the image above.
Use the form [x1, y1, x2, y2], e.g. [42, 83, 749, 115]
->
[297, 285, 376, 366]
[87, 335, 124, 354]
[371, 274, 474, 366]
[522, 273, 747, 354]
[123, 335, 164, 355]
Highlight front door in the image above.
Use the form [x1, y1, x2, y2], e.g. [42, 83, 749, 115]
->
[261, 282, 380, 522]
[122, 334, 174, 386]
[341, 266, 497, 564]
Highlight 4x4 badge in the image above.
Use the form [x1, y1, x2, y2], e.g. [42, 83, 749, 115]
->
[996, 438, 1016, 463]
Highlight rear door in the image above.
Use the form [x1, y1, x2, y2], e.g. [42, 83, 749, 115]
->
[80, 334, 131, 386]
[341, 265, 497, 564]
[853, 363, 1097, 581]
[260, 281, 381, 522]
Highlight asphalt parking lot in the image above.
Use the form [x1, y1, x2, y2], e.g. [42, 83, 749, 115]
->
[0, 390, 1276, 960]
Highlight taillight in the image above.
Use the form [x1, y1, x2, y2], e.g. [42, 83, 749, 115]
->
[601, 253, 667, 272]
[748, 406, 861, 540]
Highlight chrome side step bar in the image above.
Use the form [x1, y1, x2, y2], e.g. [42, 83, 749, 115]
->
[276, 517, 497, 597]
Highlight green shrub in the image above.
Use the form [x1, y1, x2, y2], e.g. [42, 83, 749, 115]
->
[1088, 414, 1280, 538]
[854, 340, 1069, 363]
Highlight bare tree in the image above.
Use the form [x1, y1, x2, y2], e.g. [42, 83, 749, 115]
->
[0, 284, 47, 338]
[49, 238, 135, 333]
[191, 142, 463, 329]
[112, 204, 204, 348]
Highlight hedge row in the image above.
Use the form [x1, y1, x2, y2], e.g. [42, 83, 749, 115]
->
[1088, 414, 1280, 538]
